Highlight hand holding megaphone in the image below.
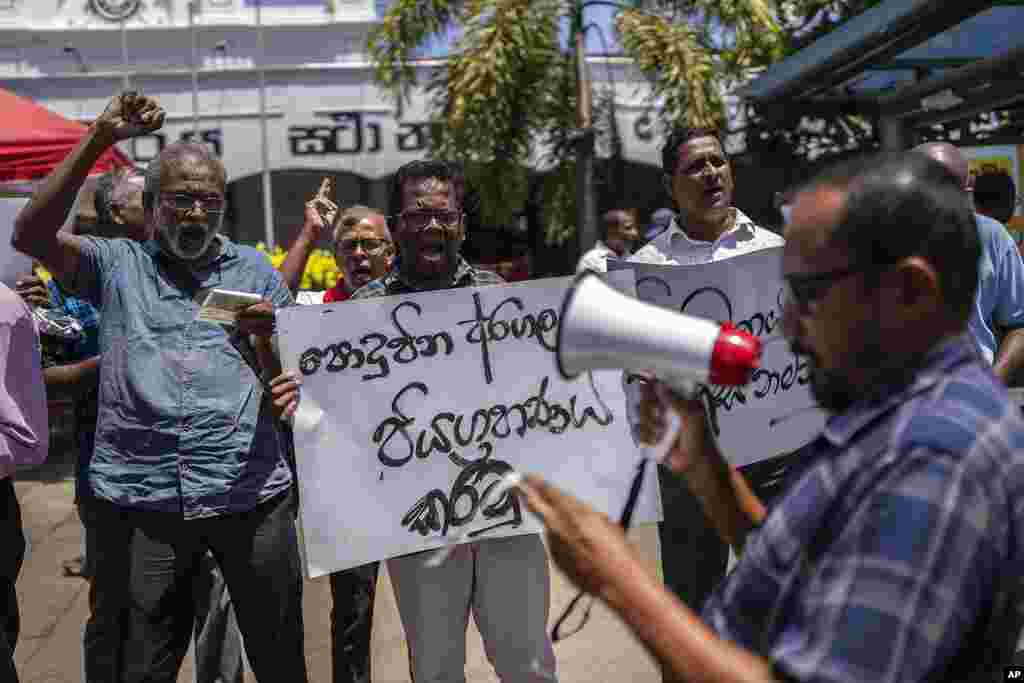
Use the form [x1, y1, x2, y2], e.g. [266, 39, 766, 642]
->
[556, 272, 762, 396]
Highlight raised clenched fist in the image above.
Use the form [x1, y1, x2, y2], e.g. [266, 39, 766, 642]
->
[93, 91, 166, 144]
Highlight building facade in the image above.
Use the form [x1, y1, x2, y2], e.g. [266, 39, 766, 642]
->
[0, 0, 671, 254]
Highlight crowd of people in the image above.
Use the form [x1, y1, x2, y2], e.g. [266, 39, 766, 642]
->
[2, 87, 1024, 683]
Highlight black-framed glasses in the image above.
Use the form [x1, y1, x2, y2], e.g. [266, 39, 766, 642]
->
[338, 238, 389, 255]
[782, 265, 862, 314]
[393, 209, 462, 232]
[161, 192, 225, 214]
[551, 458, 649, 642]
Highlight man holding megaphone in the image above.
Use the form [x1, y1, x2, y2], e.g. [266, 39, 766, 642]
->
[517, 152, 1024, 682]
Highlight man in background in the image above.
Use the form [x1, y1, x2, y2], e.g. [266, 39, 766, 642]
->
[272, 159, 558, 683]
[576, 208, 640, 273]
[0, 281, 49, 683]
[915, 142, 1024, 385]
[628, 127, 789, 657]
[279, 184, 393, 305]
[974, 171, 1017, 226]
[277, 185, 393, 683]
[644, 208, 674, 246]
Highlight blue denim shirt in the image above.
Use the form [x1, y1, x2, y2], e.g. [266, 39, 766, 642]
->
[969, 212, 1024, 364]
[65, 236, 294, 518]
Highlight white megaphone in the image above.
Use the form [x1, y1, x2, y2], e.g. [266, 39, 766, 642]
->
[556, 272, 762, 392]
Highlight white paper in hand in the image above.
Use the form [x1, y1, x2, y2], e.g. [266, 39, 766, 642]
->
[197, 288, 262, 326]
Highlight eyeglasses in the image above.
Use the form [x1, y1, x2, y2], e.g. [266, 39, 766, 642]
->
[394, 209, 462, 232]
[782, 265, 863, 314]
[551, 458, 649, 642]
[160, 192, 225, 214]
[338, 238, 389, 255]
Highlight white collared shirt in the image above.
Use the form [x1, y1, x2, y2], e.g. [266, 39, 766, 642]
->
[630, 208, 783, 266]
[576, 240, 619, 274]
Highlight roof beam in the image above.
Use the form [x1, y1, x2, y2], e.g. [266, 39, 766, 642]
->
[740, 0, 993, 101]
[880, 42, 1024, 117]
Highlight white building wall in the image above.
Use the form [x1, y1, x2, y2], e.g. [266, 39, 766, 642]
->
[0, 0, 668, 246]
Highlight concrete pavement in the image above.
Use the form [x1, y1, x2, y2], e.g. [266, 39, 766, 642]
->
[12, 447, 663, 683]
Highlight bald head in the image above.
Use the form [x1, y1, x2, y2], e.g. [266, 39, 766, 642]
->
[913, 142, 971, 191]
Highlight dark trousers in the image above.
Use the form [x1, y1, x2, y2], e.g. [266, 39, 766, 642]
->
[81, 500, 245, 683]
[86, 490, 307, 683]
[329, 562, 379, 683]
[657, 451, 798, 683]
[657, 450, 797, 611]
[1, 479, 25, 683]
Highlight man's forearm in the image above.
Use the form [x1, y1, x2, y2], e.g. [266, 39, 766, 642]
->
[603, 558, 777, 683]
[12, 126, 111, 264]
[278, 230, 317, 295]
[254, 335, 282, 383]
[993, 327, 1024, 384]
[684, 459, 766, 554]
[43, 357, 100, 395]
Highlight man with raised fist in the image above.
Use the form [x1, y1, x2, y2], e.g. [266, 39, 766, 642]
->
[12, 92, 307, 683]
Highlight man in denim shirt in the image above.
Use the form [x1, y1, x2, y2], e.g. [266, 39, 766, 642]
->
[12, 92, 306, 682]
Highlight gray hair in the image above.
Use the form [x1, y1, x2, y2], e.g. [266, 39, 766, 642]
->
[331, 205, 391, 249]
[142, 142, 226, 213]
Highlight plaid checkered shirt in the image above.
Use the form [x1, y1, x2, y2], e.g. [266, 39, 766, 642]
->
[350, 257, 505, 299]
[703, 334, 1024, 682]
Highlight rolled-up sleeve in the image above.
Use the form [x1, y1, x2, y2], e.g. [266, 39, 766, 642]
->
[0, 293, 48, 475]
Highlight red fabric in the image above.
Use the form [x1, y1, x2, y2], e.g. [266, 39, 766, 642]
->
[0, 89, 131, 183]
[322, 282, 351, 303]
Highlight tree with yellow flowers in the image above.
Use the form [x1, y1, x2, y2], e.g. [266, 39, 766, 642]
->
[368, 0, 791, 257]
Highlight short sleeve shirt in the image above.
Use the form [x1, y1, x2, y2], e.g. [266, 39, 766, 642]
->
[969, 213, 1024, 364]
[64, 236, 295, 518]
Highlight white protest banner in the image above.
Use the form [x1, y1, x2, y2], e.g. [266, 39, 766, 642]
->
[612, 247, 826, 468]
[276, 273, 660, 578]
[0, 197, 33, 287]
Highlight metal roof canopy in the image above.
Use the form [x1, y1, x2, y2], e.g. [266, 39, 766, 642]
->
[740, 0, 1024, 147]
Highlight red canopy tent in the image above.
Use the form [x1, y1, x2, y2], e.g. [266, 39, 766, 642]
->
[0, 88, 131, 185]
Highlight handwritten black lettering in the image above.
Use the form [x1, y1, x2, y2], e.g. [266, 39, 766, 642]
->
[298, 301, 453, 381]
[401, 457, 522, 538]
[749, 351, 809, 399]
[458, 293, 559, 384]
[372, 376, 613, 469]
